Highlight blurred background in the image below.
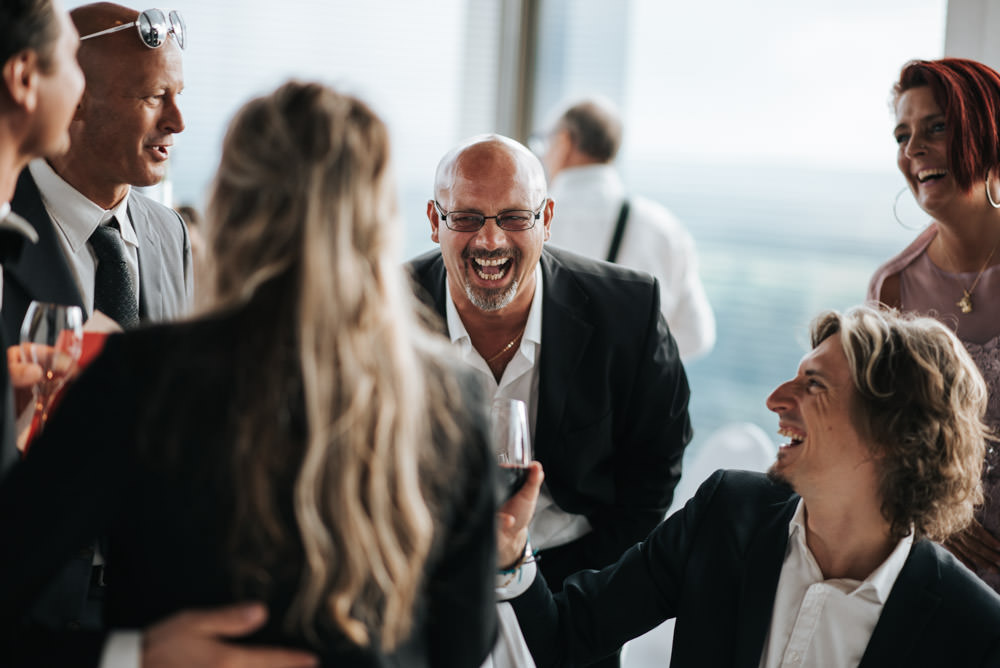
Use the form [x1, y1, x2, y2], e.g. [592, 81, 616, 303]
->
[64, 0, 994, 458]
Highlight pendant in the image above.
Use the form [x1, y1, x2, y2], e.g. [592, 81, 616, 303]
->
[958, 291, 973, 314]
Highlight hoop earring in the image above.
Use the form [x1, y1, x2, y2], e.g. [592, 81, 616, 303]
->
[893, 187, 927, 231]
[987, 170, 1000, 208]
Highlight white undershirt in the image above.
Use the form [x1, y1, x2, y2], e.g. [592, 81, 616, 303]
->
[758, 500, 913, 668]
[444, 264, 592, 551]
[28, 159, 139, 317]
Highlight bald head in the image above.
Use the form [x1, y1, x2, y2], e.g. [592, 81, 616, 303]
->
[434, 134, 547, 204]
[71, 3, 145, 82]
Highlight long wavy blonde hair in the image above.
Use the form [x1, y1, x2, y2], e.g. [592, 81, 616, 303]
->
[203, 81, 465, 649]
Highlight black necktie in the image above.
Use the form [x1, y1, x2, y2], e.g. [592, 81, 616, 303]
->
[89, 218, 139, 328]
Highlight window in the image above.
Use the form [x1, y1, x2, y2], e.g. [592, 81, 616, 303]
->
[531, 0, 947, 441]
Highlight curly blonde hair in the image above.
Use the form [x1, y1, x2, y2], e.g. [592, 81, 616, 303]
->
[812, 306, 989, 541]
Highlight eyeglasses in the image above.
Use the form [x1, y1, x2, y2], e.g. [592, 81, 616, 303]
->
[79, 9, 186, 50]
[434, 200, 547, 232]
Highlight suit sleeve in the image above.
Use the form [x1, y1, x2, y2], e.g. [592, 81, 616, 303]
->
[514, 470, 725, 668]
[0, 337, 132, 665]
[425, 376, 498, 667]
[542, 280, 692, 585]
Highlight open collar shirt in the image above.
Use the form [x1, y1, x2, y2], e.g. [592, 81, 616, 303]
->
[444, 263, 592, 551]
[759, 499, 914, 668]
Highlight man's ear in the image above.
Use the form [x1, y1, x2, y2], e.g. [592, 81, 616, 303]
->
[427, 199, 441, 244]
[541, 197, 555, 242]
[2, 50, 40, 112]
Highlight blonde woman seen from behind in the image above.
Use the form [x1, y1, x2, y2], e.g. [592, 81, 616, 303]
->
[0, 81, 498, 666]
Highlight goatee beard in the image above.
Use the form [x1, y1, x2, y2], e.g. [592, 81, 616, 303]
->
[463, 248, 522, 311]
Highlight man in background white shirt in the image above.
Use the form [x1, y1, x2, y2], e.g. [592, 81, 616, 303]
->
[498, 305, 1000, 667]
[540, 98, 716, 361]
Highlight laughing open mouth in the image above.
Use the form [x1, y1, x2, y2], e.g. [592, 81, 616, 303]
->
[473, 256, 512, 281]
[916, 168, 946, 183]
[778, 427, 804, 448]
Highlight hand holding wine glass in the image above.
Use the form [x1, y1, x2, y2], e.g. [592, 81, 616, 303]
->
[19, 302, 83, 440]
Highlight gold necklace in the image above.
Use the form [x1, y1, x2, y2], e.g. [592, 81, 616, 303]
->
[937, 235, 1000, 314]
[485, 327, 526, 364]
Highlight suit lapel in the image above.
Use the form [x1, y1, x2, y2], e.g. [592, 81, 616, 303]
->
[533, 250, 593, 460]
[8, 171, 85, 311]
[127, 194, 162, 320]
[732, 495, 797, 664]
[858, 541, 941, 667]
[421, 256, 450, 335]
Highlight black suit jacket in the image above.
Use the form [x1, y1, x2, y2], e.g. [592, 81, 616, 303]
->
[408, 246, 692, 586]
[3, 169, 193, 343]
[0, 305, 498, 667]
[512, 470, 1000, 667]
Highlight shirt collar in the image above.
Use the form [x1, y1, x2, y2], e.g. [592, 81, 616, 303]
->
[787, 499, 913, 603]
[29, 158, 135, 252]
[446, 263, 544, 351]
[549, 163, 624, 198]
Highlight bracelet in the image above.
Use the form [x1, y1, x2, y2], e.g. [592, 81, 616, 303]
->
[499, 534, 531, 574]
[497, 536, 540, 589]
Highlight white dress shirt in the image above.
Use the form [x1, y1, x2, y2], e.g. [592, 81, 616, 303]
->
[444, 264, 592, 551]
[758, 500, 913, 668]
[28, 159, 140, 318]
[547, 164, 716, 361]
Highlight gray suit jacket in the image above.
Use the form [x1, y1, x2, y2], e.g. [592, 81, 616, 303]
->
[3, 169, 192, 344]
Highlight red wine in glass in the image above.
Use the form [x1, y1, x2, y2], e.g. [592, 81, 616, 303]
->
[491, 398, 532, 501]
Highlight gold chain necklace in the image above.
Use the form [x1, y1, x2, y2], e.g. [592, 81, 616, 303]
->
[937, 235, 1000, 314]
[485, 327, 526, 364]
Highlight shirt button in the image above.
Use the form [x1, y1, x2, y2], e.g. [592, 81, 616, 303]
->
[789, 651, 801, 663]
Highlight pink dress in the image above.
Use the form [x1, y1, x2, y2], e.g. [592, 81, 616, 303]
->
[869, 223, 1000, 592]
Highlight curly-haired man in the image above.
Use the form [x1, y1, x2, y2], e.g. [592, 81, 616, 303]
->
[499, 305, 1000, 667]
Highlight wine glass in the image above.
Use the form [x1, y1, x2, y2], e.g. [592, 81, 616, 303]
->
[19, 301, 84, 435]
[491, 398, 532, 501]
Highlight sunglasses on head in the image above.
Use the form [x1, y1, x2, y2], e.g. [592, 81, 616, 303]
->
[79, 8, 186, 50]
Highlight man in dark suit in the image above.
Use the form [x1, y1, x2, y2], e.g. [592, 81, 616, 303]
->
[499, 306, 1000, 667]
[0, 0, 85, 476]
[2, 1, 192, 346]
[409, 134, 691, 666]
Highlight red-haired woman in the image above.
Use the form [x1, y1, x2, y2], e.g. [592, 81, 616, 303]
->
[869, 58, 1000, 592]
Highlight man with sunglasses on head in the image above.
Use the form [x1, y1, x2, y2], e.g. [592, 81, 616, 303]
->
[2, 2, 192, 347]
[408, 134, 691, 668]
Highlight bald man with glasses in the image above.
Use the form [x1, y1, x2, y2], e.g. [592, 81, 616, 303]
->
[409, 134, 692, 668]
